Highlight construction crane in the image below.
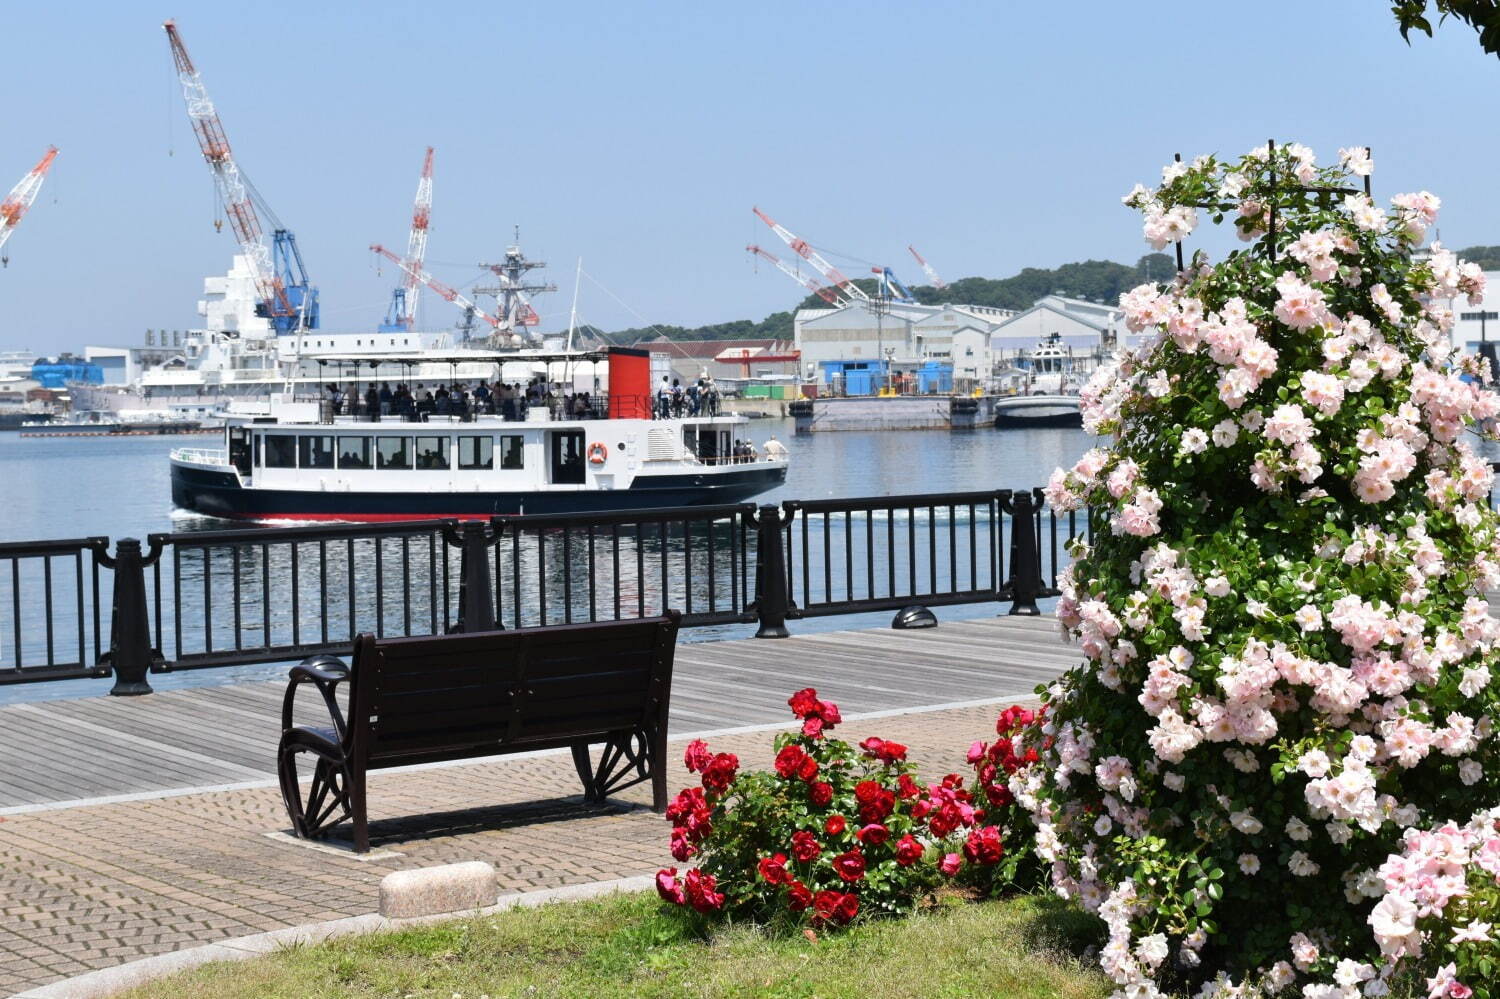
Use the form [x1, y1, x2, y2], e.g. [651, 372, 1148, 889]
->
[871, 266, 916, 304]
[164, 20, 317, 333]
[908, 245, 946, 289]
[0, 147, 58, 267]
[370, 244, 501, 331]
[751, 207, 870, 304]
[379, 147, 434, 332]
[745, 244, 847, 307]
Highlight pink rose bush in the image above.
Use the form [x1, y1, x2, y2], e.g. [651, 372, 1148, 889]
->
[1037, 143, 1500, 996]
[656, 689, 1040, 927]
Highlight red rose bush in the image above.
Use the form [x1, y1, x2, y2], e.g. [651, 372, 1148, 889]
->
[655, 688, 1040, 927]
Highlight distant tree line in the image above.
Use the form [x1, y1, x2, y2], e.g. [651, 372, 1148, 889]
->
[582, 246, 1497, 345]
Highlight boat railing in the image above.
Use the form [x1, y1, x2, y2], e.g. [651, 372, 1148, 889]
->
[169, 447, 226, 465]
[0, 481, 1092, 693]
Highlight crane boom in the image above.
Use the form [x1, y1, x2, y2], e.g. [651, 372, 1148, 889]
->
[746, 244, 846, 307]
[370, 244, 500, 329]
[752, 207, 870, 303]
[907, 246, 946, 289]
[401, 147, 434, 325]
[0, 147, 59, 259]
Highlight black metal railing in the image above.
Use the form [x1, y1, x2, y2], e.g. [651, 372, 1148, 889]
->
[0, 483, 1071, 694]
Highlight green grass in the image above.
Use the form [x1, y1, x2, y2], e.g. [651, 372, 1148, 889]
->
[118, 892, 1111, 999]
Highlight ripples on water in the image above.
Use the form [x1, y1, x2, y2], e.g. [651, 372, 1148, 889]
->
[0, 419, 1095, 703]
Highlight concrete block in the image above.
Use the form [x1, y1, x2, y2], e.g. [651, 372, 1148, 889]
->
[379, 862, 497, 919]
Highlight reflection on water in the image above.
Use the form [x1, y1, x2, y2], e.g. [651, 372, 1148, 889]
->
[0, 421, 1096, 703]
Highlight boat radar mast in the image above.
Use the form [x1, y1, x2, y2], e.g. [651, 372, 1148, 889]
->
[475, 226, 557, 347]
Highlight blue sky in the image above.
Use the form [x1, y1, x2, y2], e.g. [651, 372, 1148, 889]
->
[1, 0, 1497, 353]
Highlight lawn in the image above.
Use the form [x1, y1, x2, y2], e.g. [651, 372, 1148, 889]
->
[118, 891, 1111, 999]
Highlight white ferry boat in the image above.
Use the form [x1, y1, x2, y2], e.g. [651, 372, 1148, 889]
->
[168, 348, 788, 522]
[993, 332, 1083, 429]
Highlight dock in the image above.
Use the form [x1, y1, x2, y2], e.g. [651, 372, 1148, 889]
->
[0, 614, 1072, 811]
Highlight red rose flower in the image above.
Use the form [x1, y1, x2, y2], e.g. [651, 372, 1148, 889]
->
[894, 833, 923, 866]
[819, 701, 842, 725]
[967, 740, 987, 765]
[700, 753, 739, 795]
[683, 739, 712, 773]
[656, 868, 685, 905]
[797, 755, 819, 781]
[758, 852, 792, 885]
[666, 787, 706, 823]
[670, 826, 695, 862]
[802, 715, 827, 739]
[938, 852, 962, 876]
[775, 744, 808, 779]
[854, 781, 896, 824]
[856, 823, 889, 846]
[812, 889, 859, 925]
[791, 829, 821, 862]
[985, 783, 1014, 807]
[859, 737, 908, 764]
[831, 848, 866, 882]
[808, 780, 833, 807]
[787, 880, 813, 912]
[825, 814, 846, 836]
[897, 774, 922, 800]
[963, 825, 1005, 865]
[788, 687, 821, 718]
[684, 868, 724, 914]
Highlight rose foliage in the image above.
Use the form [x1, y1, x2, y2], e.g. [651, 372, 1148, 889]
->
[1035, 143, 1500, 997]
[656, 688, 1041, 927]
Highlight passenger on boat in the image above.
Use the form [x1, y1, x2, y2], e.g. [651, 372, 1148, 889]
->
[365, 386, 381, 423]
[378, 382, 393, 415]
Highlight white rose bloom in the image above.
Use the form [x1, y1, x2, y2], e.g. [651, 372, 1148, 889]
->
[1229, 810, 1264, 834]
[1238, 853, 1261, 875]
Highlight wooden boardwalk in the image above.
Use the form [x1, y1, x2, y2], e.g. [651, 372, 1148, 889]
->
[0, 614, 1072, 811]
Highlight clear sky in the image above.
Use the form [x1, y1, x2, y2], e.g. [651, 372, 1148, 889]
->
[1, 0, 1497, 354]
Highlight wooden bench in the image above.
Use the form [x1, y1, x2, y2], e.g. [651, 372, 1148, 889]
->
[276, 612, 681, 853]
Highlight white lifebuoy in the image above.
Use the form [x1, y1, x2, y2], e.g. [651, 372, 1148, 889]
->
[587, 441, 608, 465]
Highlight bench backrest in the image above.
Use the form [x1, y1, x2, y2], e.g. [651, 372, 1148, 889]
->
[345, 612, 681, 769]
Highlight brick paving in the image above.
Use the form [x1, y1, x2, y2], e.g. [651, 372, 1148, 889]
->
[0, 699, 1024, 996]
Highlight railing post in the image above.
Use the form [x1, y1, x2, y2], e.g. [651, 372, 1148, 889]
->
[104, 538, 155, 696]
[450, 522, 497, 633]
[750, 504, 791, 638]
[1005, 488, 1043, 616]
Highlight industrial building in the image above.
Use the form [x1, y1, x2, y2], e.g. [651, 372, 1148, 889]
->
[793, 301, 1012, 393]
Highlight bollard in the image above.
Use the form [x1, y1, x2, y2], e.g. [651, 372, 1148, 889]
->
[451, 522, 498, 633]
[749, 504, 791, 638]
[103, 538, 156, 695]
[1005, 488, 1044, 616]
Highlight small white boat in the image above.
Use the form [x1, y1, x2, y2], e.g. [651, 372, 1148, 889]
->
[994, 333, 1083, 429]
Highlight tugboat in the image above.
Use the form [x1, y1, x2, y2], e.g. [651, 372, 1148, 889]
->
[993, 332, 1084, 429]
[168, 347, 789, 522]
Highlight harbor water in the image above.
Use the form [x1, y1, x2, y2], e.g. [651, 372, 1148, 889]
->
[0, 420, 1094, 704]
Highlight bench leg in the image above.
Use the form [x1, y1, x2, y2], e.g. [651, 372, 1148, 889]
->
[278, 741, 354, 842]
[572, 731, 651, 805]
[350, 768, 369, 854]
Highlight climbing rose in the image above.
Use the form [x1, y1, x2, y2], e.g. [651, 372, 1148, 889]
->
[808, 780, 833, 807]
[791, 829, 821, 862]
[699, 753, 739, 795]
[825, 815, 846, 836]
[939, 853, 962, 876]
[857, 823, 890, 846]
[832, 849, 867, 882]
[894, 833, 924, 866]
[860, 736, 908, 763]
[757, 853, 792, 886]
[787, 880, 813, 912]
[683, 868, 724, 914]
[683, 739, 712, 773]
[656, 867, 685, 905]
[813, 889, 859, 925]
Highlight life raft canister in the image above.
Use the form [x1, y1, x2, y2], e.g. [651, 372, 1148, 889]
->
[587, 441, 608, 465]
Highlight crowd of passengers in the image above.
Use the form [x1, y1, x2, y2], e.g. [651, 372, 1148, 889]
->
[320, 374, 726, 423]
[323, 379, 603, 422]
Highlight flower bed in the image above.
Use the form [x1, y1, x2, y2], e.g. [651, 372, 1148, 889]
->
[656, 689, 1042, 927]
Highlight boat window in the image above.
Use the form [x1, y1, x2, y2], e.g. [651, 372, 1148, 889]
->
[264, 434, 297, 469]
[298, 435, 335, 469]
[458, 435, 493, 470]
[376, 436, 413, 470]
[499, 435, 524, 470]
[683, 427, 697, 452]
[415, 436, 449, 470]
[337, 436, 372, 470]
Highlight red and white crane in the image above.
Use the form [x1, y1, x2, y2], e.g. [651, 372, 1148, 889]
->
[752, 207, 870, 304]
[386, 147, 434, 330]
[745, 244, 847, 307]
[908, 245, 946, 290]
[0, 146, 59, 264]
[164, 19, 311, 330]
[369, 243, 500, 330]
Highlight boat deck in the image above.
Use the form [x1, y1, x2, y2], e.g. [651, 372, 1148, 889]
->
[0, 614, 1072, 812]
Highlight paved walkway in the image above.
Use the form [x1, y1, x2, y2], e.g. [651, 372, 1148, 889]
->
[0, 615, 1070, 809]
[0, 698, 1024, 996]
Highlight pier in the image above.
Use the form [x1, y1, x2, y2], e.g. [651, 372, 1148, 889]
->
[789, 394, 999, 432]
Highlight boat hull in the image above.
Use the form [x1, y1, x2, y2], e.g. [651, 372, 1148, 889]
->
[992, 395, 1082, 429]
[170, 462, 787, 522]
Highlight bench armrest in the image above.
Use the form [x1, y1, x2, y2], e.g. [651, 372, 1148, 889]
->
[282, 654, 351, 744]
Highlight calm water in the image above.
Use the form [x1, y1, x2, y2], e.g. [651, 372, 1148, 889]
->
[0, 420, 1093, 703]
